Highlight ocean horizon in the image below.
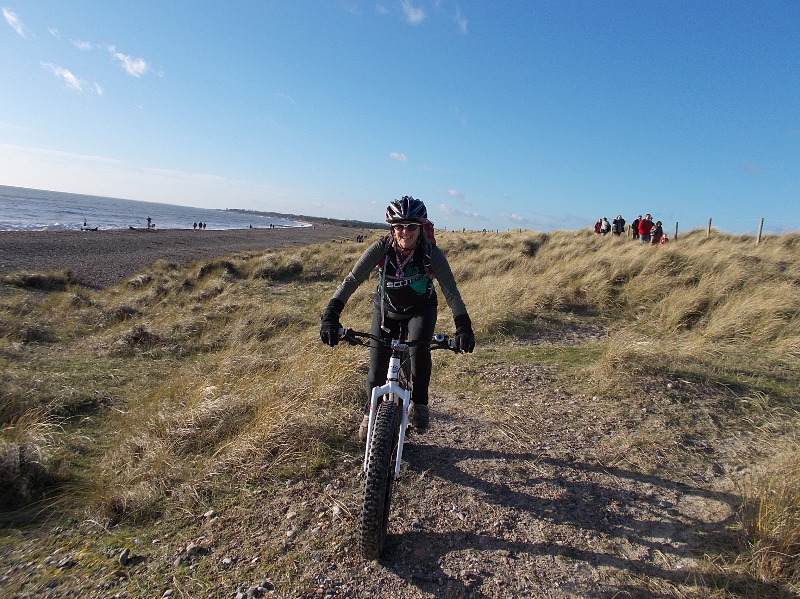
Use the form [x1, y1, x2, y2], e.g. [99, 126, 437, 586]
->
[0, 185, 307, 231]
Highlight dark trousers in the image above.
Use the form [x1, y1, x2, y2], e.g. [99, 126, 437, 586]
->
[364, 297, 437, 414]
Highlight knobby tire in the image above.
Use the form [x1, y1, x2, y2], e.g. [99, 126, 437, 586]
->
[360, 396, 399, 560]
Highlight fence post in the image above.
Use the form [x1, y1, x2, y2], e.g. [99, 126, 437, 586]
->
[674, 221, 678, 241]
[756, 217, 764, 245]
[706, 218, 712, 238]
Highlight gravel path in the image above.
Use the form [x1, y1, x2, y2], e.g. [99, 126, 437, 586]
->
[287, 388, 746, 598]
[213, 340, 787, 599]
[0, 225, 366, 288]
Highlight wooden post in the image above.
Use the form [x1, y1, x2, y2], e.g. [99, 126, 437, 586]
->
[707, 218, 712, 238]
[756, 217, 764, 245]
[674, 221, 678, 241]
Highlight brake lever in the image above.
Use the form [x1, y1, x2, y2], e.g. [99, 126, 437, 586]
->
[338, 327, 361, 346]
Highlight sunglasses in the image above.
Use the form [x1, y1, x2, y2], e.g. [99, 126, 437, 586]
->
[391, 224, 420, 232]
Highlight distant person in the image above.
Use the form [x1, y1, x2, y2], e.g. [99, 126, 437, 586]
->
[638, 213, 653, 244]
[600, 217, 611, 235]
[203, 222, 207, 230]
[651, 220, 664, 245]
[593, 219, 602, 235]
[147, 216, 152, 229]
[249, 224, 253, 229]
[193, 222, 197, 230]
[612, 215, 625, 236]
[631, 215, 641, 240]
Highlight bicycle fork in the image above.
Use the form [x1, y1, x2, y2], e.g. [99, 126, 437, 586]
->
[363, 355, 413, 478]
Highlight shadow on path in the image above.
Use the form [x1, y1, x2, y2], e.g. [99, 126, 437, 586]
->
[380, 443, 786, 597]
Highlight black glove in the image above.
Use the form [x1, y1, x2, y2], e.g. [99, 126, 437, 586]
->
[320, 298, 345, 347]
[453, 313, 475, 353]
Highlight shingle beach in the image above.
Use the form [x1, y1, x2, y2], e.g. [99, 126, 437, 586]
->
[0, 225, 365, 288]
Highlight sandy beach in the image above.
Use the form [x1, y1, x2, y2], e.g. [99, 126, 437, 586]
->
[0, 225, 369, 288]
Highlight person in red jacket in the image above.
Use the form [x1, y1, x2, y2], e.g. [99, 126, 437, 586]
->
[638, 213, 653, 243]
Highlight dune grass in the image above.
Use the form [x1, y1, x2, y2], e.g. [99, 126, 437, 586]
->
[1, 229, 799, 591]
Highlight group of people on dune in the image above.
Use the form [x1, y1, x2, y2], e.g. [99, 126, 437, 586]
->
[593, 213, 668, 244]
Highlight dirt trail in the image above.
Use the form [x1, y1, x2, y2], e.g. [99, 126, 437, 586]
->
[296, 396, 733, 598]
[281, 349, 788, 598]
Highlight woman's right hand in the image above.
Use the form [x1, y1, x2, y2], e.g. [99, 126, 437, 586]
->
[320, 299, 345, 346]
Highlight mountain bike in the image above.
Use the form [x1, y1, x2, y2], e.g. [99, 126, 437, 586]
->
[339, 325, 458, 560]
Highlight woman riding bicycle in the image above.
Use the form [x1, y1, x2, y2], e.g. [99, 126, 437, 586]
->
[319, 195, 475, 442]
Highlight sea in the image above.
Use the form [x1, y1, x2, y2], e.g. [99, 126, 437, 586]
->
[0, 185, 307, 231]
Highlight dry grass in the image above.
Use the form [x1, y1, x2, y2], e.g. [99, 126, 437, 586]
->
[1, 228, 799, 590]
[739, 441, 800, 593]
[0, 409, 63, 510]
[1, 269, 76, 291]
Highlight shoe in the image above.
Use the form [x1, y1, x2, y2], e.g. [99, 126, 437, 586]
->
[409, 404, 429, 432]
[358, 415, 369, 445]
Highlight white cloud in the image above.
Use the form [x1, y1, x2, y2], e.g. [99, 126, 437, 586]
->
[447, 188, 464, 199]
[439, 203, 482, 219]
[93, 82, 104, 96]
[389, 151, 408, 162]
[401, 0, 425, 24]
[0, 120, 31, 133]
[499, 210, 583, 230]
[0, 143, 121, 165]
[375, 3, 389, 14]
[48, 26, 61, 39]
[107, 45, 150, 77]
[273, 92, 297, 105]
[454, 6, 468, 34]
[71, 39, 94, 50]
[2, 7, 26, 38]
[41, 62, 84, 92]
[343, 2, 360, 15]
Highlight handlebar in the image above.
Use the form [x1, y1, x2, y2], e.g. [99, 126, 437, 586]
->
[338, 327, 459, 352]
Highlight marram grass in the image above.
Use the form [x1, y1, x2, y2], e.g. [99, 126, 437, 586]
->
[1, 229, 799, 588]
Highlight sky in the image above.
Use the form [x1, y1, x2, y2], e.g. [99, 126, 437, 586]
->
[1, 1, 798, 233]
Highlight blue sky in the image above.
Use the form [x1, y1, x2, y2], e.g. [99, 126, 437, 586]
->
[1, 1, 798, 233]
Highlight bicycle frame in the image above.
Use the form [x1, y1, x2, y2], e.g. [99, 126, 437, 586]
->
[339, 327, 456, 477]
[363, 338, 413, 477]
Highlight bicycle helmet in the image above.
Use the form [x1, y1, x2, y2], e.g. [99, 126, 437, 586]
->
[385, 196, 427, 224]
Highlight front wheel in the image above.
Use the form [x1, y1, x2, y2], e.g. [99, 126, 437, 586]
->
[360, 396, 399, 559]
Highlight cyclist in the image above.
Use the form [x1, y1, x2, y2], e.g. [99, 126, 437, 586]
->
[319, 195, 475, 442]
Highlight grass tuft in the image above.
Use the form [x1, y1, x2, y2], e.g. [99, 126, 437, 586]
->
[1, 270, 76, 291]
[740, 442, 800, 591]
[0, 410, 63, 510]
